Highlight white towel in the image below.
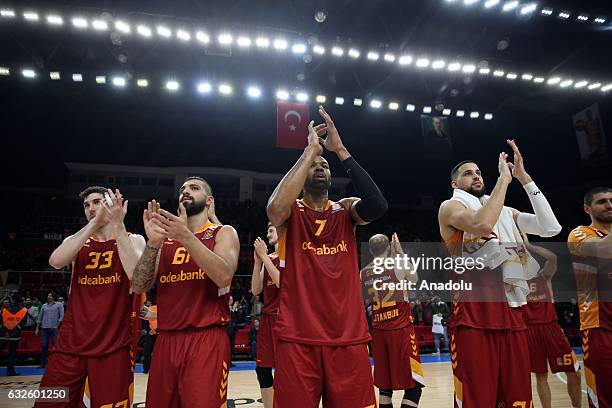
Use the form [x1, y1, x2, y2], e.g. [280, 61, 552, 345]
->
[450, 188, 540, 307]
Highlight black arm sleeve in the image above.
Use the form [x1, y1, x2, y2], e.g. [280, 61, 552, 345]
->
[341, 156, 388, 222]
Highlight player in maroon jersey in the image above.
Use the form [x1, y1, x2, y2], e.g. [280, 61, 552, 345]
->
[35, 187, 146, 408]
[438, 140, 562, 407]
[251, 222, 281, 408]
[267, 106, 388, 407]
[360, 233, 423, 408]
[132, 176, 240, 408]
[521, 235, 581, 408]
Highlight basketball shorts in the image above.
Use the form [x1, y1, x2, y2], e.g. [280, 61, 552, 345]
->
[274, 340, 376, 408]
[146, 326, 230, 408]
[371, 325, 425, 390]
[451, 326, 532, 408]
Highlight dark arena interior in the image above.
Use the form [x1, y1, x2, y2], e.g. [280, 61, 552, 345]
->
[0, 0, 611, 407]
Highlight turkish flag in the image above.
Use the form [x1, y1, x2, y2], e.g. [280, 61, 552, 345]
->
[276, 101, 310, 149]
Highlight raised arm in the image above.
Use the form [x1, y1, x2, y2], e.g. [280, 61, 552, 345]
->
[102, 189, 146, 280]
[153, 204, 240, 288]
[254, 237, 280, 287]
[132, 200, 166, 293]
[439, 153, 512, 237]
[251, 243, 264, 296]
[318, 106, 387, 225]
[48, 212, 108, 269]
[267, 121, 326, 227]
[390, 233, 418, 283]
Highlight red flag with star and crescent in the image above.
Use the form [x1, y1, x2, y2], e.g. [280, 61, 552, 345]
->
[276, 101, 310, 149]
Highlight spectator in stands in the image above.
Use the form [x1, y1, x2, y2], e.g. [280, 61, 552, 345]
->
[57, 296, 65, 309]
[0, 294, 28, 375]
[35, 293, 64, 368]
[412, 300, 424, 325]
[24, 297, 39, 330]
[227, 295, 237, 367]
[139, 300, 158, 374]
[429, 296, 450, 354]
[249, 318, 259, 360]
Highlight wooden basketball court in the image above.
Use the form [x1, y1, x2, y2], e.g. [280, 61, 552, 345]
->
[0, 360, 588, 407]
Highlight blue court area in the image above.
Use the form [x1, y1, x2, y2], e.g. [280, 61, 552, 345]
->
[0, 348, 583, 377]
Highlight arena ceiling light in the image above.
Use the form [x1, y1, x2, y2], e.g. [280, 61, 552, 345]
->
[137, 78, 148, 87]
[4, 6, 611, 96]
[197, 82, 212, 93]
[165, 80, 180, 91]
[21, 68, 36, 78]
[276, 89, 289, 100]
[248, 86, 262, 98]
[49, 71, 60, 80]
[334, 96, 345, 105]
[23, 11, 39, 21]
[370, 99, 382, 109]
[72, 73, 83, 82]
[484, 0, 500, 8]
[315, 95, 326, 103]
[0, 8, 15, 18]
[353, 98, 362, 106]
[502, 1, 519, 12]
[295, 92, 308, 102]
[218, 83, 233, 95]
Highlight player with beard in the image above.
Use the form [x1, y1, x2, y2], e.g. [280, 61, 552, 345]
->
[568, 186, 612, 408]
[132, 176, 240, 408]
[251, 222, 281, 408]
[438, 140, 562, 407]
[35, 187, 145, 408]
[267, 106, 387, 407]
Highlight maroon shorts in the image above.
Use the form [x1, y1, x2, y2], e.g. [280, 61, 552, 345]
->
[526, 322, 578, 374]
[451, 326, 532, 408]
[274, 340, 376, 408]
[256, 313, 277, 368]
[146, 326, 230, 408]
[371, 325, 424, 390]
[34, 346, 133, 408]
[582, 328, 612, 408]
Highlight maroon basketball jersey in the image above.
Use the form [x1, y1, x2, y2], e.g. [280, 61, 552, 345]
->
[275, 199, 370, 345]
[261, 254, 281, 314]
[444, 231, 526, 331]
[360, 264, 411, 330]
[56, 237, 132, 356]
[156, 223, 230, 331]
[522, 275, 558, 325]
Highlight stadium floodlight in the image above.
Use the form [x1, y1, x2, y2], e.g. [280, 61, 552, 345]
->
[456, 110, 465, 117]
[577, 15, 589, 22]
[315, 95, 326, 103]
[95, 76, 106, 84]
[218, 33, 233, 45]
[370, 100, 382, 109]
[196, 31, 210, 44]
[593, 17, 606, 24]
[423, 106, 432, 114]
[432, 60, 446, 70]
[547, 76, 561, 85]
[137, 79, 148, 87]
[384, 53, 396, 62]
[197, 82, 212, 93]
[137, 25, 152, 37]
[462, 64, 476, 73]
[22, 69, 36, 78]
[464, 0, 480, 5]
[115, 20, 131, 34]
[348, 48, 360, 59]
[470, 111, 480, 118]
[177, 30, 191, 41]
[520, 3, 537, 15]
[331, 46, 344, 56]
[506, 73, 518, 80]
[367, 51, 380, 61]
[502, 1, 519, 12]
[388, 102, 399, 110]
[46, 15, 64, 26]
[0, 9, 15, 18]
[416, 58, 430, 68]
[292, 43, 307, 54]
[448, 62, 462, 72]
[157, 26, 172, 38]
[574, 80, 588, 88]
[398, 55, 413, 65]
[72, 17, 88, 29]
[276, 89, 289, 100]
[353, 98, 362, 106]
[218, 83, 233, 95]
[49, 72, 61, 80]
[587, 83, 601, 90]
[247, 86, 262, 98]
[72, 73, 83, 82]
[112, 77, 126, 87]
[443, 108, 451, 115]
[335, 97, 345, 105]
[255, 37, 270, 48]
[533, 76, 545, 83]
[559, 80, 573, 88]
[23, 12, 40, 21]
[601, 84, 612, 92]
[273, 39, 288, 50]
[479, 67, 490, 75]
[312, 44, 325, 54]
[493, 70, 505, 77]
[484, 113, 493, 120]
[558, 12, 570, 19]
[521, 73, 533, 80]
[406, 104, 416, 112]
[237, 36, 252, 47]
[296, 92, 308, 102]
[484, 0, 500, 8]
[166, 80, 180, 91]
[540, 9, 553, 16]
[92, 20, 108, 30]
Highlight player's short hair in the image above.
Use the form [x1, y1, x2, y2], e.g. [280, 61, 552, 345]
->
[450, 160, 477, 181]
[79, 186, 107, 200]
[368, 234, 390, 256]
[183, 176, 213, 196]
[584, 186, 612, 205]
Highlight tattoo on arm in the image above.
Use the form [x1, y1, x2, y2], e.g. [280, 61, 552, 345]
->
[133, 245, 160, 293]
